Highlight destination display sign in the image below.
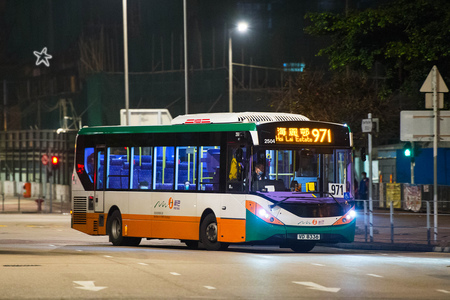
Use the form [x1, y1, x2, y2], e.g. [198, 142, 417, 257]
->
[275, 127, 332, 144]
[257, 121, 351, 147]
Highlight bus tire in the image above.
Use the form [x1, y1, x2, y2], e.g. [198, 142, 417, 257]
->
[200, 214, 228, 251]
[290, 242, 316, 253]
[108, 210, 141, 246]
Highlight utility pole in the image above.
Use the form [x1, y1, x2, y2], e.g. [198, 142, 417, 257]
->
[368, 113, 373, 242]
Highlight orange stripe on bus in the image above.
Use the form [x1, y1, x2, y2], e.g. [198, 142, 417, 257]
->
[123, 214, 200, 240]
[74, 213, 246, 243]
[217, 218, 246, 243]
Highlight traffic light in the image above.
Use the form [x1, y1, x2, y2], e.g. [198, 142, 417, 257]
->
[51, 155, 60, 170]
[360, 147, 366, 161]
[403, 142, 413, 157]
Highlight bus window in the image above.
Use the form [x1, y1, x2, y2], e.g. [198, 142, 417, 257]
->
[96, 149, 105, 190]
[106, 147, 130, 190]
[84, 148, 94, 183]
[199, 146, 220, 191]
[176, 146, 197, 190]
[132, 147, 152, 189]
[227, 147, 247, 192]
[154, 146, 174, 190]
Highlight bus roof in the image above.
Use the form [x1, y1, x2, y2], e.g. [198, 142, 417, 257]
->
[171, 112, 310, 124]
[77, 122, 258, 136]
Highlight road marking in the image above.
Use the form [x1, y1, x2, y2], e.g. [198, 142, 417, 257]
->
[170, 272, 181, 276]
[0, 225, 7, 227]
[367, 274, 383, 278]
[76, 250, 83, 252]
[293, 281, 340, 293]
[437, 289, 450, 294]
[104, 255, 113, 258]
[311, 263, 325, 266]
[204, 286, 216, 290]
[74, 281, 107, 292]
[138, 263, 148, 266]
[49, 245, 55, 247]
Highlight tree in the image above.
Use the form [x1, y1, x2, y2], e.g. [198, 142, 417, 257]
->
[305, 0, 450, 94]
[273, 70, 399, 147]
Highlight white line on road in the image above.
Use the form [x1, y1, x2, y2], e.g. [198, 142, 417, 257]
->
[367, 274, 383, 278]
[76, 249, 83, 252]
[204, 286, 216, 290]
[311, 263, 325, 266]
[437, 289, 450, 294]
[104, 255, 113, 258]
[293, 281, 341, 293]
[138, 263, 148, 266]
[170, 272, 181, 276]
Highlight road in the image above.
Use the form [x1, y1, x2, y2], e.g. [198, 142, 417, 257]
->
[0, 214, 449, 299]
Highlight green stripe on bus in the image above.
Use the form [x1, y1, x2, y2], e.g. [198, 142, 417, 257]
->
[78, 123, 258, 135]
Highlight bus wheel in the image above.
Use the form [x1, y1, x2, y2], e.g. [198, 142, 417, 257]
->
[108, 210, 141, 246]
[290, 242, 316, 253]
[200, 214, 228, 251]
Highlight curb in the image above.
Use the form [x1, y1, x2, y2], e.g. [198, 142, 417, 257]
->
[321, 242, 449, 252]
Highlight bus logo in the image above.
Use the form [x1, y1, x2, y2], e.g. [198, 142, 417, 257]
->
[169, 197, 174, 209]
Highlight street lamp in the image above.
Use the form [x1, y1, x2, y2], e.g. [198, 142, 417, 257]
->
[229, 22, 248, 113]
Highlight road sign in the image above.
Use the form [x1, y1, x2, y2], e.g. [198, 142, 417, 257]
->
[400, 110, 450, 141]
[361, 119, 372, 133]
[41, 154, 49, 165]
[425, 93, 444, 109]
[420, 66, 449, 93]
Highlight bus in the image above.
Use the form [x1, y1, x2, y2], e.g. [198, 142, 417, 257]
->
[71, 112, 356, 252]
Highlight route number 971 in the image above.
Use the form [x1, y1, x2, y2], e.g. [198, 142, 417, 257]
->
[328, 183, 345, 198]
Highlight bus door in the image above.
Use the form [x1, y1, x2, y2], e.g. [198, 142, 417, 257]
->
[226, 145, 248, 192]
[94, 146, 105, 213]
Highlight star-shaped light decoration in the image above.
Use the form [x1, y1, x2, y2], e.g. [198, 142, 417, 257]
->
[33, 47, 52, 67]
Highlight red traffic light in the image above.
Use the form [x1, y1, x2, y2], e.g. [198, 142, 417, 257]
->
[51, 156, 59, 165]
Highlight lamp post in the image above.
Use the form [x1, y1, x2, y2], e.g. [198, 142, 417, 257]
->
[122, 0, 130, 125]
[229, 22, 248, 113]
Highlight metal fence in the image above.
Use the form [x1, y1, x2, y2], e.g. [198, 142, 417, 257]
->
[1, 193, 71, 214]
[355, 199, 450, 247]
[0, 130, 76, 186]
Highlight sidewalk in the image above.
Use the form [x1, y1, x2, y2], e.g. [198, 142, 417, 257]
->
[1, 195, 449, 252]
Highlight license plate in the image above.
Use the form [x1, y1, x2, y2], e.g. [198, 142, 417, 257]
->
[297, 234, 320, 240]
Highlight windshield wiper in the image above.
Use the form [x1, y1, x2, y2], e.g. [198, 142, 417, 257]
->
[268, 192, 345, 209]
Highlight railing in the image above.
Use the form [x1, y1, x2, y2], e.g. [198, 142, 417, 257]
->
[0, 193, 71, 214]
[355, 199, 450, 247]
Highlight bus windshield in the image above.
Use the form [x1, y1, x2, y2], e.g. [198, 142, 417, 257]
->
[251, 148, 353, 199]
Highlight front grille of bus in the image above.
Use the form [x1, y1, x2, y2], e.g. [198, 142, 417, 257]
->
[279, 202, 347, 218]
[73, 196, 87, 225]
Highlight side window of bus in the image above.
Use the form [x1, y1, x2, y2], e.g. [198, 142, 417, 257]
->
[175, 146, 197, 190]
[84, 148, 95, 183]
[132, 147, 152, 189]
[106, 147, 130, 190]
[155, 146, 174, 190]
[199, 146, 220, 191]
[227, 147, 247, 191]
[96, 150, 104, 190]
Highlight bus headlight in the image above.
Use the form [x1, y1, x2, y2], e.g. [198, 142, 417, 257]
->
[333, 207, 356, 226]
[258, 208, 270, 219]
[246, 201, 284, 225]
